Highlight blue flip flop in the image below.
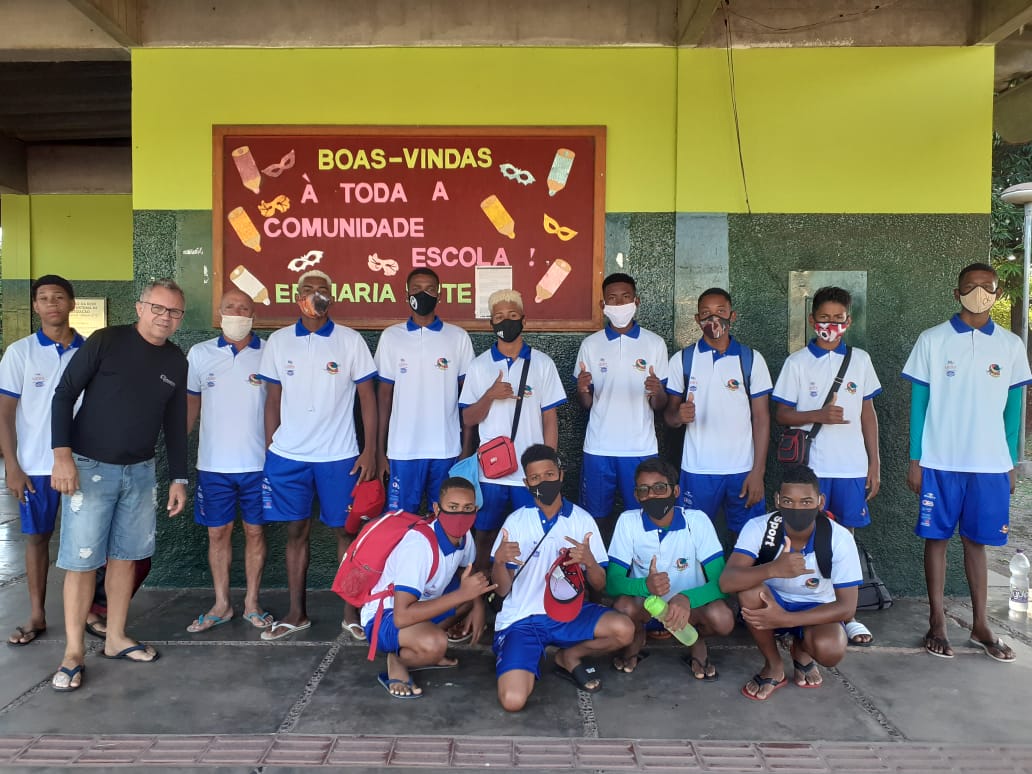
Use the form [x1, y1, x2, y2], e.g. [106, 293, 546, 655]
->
[102, 644, 160, 663]
[51, 664, 85, 692]
[187, 613, 233, 633]
[377, 672, 423, 699]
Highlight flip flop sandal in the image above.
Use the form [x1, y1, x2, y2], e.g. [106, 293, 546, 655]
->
[261, 620, 312, 641]
[244, 611, 274, 629]
[51, 664, 85, 692]
[553, 663, 603, 693]
[102, 643, 160, 663]
[85, 620, 107, 640]
[682, 654, 719, 681]
[741, 674, 787, 701]
[612, 650, 650, 674]
[186, 613, 233, 633]
[447, 631, 473, 645]
[969, 637, 1016, 663]
[342, 622, 367, 641]
[845, 620, 874, 647]
[377, 672, 423, 699]
[793, 658, 823, 688]
[923, 634, 955, 659]
[7, 626, 45, 646]
[409, 660, 459, 672]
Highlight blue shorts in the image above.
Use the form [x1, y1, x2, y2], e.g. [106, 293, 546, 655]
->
[916, 468, 1011, 547]
[679, 470, 766, 533]
[580, 453, 655, 520]
[363, 576, 460, 654]
[766, 585, 824, 641]
[476, 482, 537, 531]
[492, 604, 610, 678]
[819, 477, 870, 529]
[387, 457, 457, 513]
[56, 455, 157, 572]
[261, 451, 359, 528]
[19, 475, 60, 535]
[196, 471, 264, 528]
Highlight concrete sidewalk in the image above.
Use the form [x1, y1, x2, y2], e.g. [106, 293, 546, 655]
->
[1, 486, 1032, 771]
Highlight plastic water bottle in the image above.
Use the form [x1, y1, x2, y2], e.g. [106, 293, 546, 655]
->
[643, 595, 699, 647]
[1009, 549, 1030, 613]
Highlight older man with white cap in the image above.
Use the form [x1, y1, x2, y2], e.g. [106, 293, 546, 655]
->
[258, 270, 378, 640]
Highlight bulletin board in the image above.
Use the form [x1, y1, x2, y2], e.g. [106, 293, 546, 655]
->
[213, 125, 606, 330]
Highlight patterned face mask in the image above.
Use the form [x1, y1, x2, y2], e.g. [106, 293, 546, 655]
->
[699, 314, 730, 340]
[298, 292, 331, 318]
[814, 321, 849, 342]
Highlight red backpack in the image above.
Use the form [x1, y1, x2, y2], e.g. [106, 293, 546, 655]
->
[332, 510, 439, 660]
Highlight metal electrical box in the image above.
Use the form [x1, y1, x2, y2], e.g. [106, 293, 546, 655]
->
[787, 271, 867, 353]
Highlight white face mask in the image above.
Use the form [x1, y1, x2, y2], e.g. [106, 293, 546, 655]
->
[603, 302, 637, 329]
[959, 286, 996, 315]
[220, 314, 254, 341]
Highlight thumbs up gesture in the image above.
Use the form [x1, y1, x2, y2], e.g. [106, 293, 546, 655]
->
[577, 361, 593, 395]
[486, 369, 516, 402]
[644, 365, 662, 396]
[817, 392, 848, 424]
[772, 535, 812, 578]
[645, 554, 671, 596]
[678, 392, 696, 424]
[495, 527, 523, 567]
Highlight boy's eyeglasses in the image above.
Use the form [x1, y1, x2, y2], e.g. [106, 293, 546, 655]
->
[634, 482, 672, 498]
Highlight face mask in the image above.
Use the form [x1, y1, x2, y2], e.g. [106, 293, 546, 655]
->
[408, 290, 438, 317]
[492, 317, 524, 343]
[699, 314, 730, 340]
[298, 292, 331, 318]
[529, 479, 562, 506]
[959, 286, 996, 314]
[814, 321, 849, 343]
[781, 506, 819, 532]
[437, 510, 476, 539]
[641, 496, 676, 522]
[603, 302, 637, 329]
[220, 314, 253, 341]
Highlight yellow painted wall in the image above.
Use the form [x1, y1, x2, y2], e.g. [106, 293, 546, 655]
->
[132, 46, 992, 215]
[1, 194, 133, 280]
[676, 47, 993, 213]
[132, 48, 677, 213]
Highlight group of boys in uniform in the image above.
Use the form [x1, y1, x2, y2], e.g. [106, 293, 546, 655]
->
[1, 261, 1027, 704]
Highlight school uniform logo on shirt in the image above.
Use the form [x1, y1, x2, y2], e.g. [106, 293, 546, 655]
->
[435, 357, 450, 371]
[599, 358, 608, 374]
[688, 377, 697, 393]
[945, 360, 957, 377]
[326, 361, 340, 375]
[726, 378, 741, 392]
[805, 577, 820, 589]
[808, 381, 819, 397]
[633, 358, 647, 372]
[399, 358, 408, 374]
[675, 557, 689, 571]
[285, 360, 296, 376]
[205, 371, 216, 388]
[846, 381, 857, 394]
[988, 363, 1001, 378]
[523, 385, 534, 397]
[248, 374, 262, 386]
[32, 373, 45, 388]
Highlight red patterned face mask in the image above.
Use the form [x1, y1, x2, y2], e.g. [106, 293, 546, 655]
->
[814, 321, 849, 342]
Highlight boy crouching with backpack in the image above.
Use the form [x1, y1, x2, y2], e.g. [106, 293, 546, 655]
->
[719, 465, 862, 702]
[358, 477, 495, 699]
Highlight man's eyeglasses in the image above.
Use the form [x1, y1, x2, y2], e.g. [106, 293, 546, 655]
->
[141, 302, 185, 319]
[634, 482, 672, 498]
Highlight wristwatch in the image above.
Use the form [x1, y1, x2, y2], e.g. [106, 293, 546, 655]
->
[172, 478, 189, 485]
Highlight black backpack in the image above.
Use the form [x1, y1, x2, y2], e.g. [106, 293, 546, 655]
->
[754, 511, 833, 579]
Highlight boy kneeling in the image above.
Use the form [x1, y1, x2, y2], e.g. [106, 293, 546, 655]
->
[607, 459, 734, 677]
[720, 465, 861, 701]
[491, 445, 634, 712]
[361, 477, 494, 699]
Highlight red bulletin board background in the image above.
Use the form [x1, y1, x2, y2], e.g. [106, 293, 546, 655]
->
[213, 126, 606, 330]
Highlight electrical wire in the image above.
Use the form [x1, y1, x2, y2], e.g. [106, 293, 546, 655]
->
[726, 0, 902, 34]
[724, 4, 751, 214]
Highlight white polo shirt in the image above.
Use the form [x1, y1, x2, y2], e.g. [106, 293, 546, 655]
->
[733, 512, 862, 605]
[574, 323, 669, 457]
[259, 319, 376, 462]
[665, 337, 773, 475]
[0, 330, 85, 475]
[490, 499, 608, 631]
[608, 506, 723, 601]
[902, 314, 1032, 474]
[772, 341, 882, 479]
[359, 519, 476, 627]
[458, 343, 567, 487]
[187, 335, 266, 473]
[374, 317, 474, 460]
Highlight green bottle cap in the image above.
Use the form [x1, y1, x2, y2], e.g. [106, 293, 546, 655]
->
[643, 595, 666, 618]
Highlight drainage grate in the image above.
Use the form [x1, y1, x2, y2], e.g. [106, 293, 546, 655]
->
[1, 734, 1031, 771]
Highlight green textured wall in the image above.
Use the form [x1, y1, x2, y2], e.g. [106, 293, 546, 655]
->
[728, 213, 989, 595]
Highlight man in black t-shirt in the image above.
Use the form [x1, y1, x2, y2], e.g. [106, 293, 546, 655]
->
[48, 279, 189, 691]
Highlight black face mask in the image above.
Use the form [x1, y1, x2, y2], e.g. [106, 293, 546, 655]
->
[408, 291, 438, 317]
[529, 479, 562, 506]
[641, 496, 676, 522]
[492, 317, 524, 343]
[782, 506, 819, 532]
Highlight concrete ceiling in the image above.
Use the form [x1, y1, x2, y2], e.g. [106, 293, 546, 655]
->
[4, 0, 1032, 193]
